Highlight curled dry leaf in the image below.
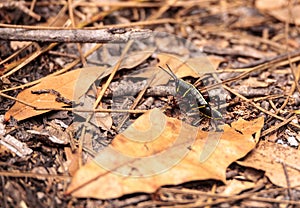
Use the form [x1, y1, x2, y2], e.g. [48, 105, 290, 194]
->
[238, 141, 300, 188]
[66, 109, 264, 199]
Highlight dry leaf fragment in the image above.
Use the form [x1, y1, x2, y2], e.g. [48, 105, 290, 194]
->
[268, 5, 300, 25]
[66, 109, 264, 199]
[238, 141, 300, 188]
[222, 179, 255, 196]
[87, 47, 155, 70]
[157, 53, 216, 78]
[133, 53, 220, 86]
[64, 147, 81, 176]
[94, 112, 113, 131]
[0, 134, 33, 157]
[27, 120, 70, 145]
[120, 49, 156, 69]
[256, 0, 300, 25]
[5, 67, 106, 121]
[6, 48, 157, 122]
[255, 0, 287, 11]
[0, 115, 6, 136]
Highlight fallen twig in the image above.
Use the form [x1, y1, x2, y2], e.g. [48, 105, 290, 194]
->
[0, 28, 151, 43]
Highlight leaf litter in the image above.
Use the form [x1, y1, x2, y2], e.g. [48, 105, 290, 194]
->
[66, 108, 264, 199]
[2, 39, 292, 204]
[2, 2, 300, 206]
[238, 140, 300, 188]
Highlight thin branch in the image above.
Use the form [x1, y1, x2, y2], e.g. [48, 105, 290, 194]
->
[0, 171, 70, 180]
[261, 115, 295, 137]
[35, 107, 148, 114]
[0, 44, 103, 92]
[0, 28, 151, 43]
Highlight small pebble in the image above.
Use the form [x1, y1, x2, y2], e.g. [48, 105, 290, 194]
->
[287, 136, 299, 147]
[292, 92, 300, 106]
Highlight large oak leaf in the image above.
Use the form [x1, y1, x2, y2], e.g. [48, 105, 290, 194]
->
[66, 109, 264, 199]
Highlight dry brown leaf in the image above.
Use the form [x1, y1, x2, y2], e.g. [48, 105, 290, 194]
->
[5, 67, 106, 121]
[120, 49, 155, 69]
[64, 147, 81, 176]
[106, 52, 219, 87]
[238, 141, 300, 188]
[6, 48, 155, 122]
[243, 168, 264, 182]
[94, 112, 113, 131]
[222, 179, 255, 196]
[231, 16, 266, 29]
[241, 77, 269, 88]
[268, 5, 300, 25]
[256, 0, 300, 25]
[132, 53, 219, 86]
[87, 48, 154, 72]
[38, 14, 69, 27]
[255, 0, 287, 11]
[66, 109, 264, 199]
[207, 55, 225, 69]
[10, 41, 32, 51]
[157, 53, 216, 78]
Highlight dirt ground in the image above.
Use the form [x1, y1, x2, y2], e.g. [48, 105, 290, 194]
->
[0, 0, 300, 207]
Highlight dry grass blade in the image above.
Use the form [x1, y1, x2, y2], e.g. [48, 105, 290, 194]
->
[93, 40, 134, 109]
[116, 73, 157, 131]
[0, 44, 103, 93]
[261, 115, 295, 137]
[158, 186, 300, 207]
[0, 171, 70, 180]
[1, 43, 57, 78]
